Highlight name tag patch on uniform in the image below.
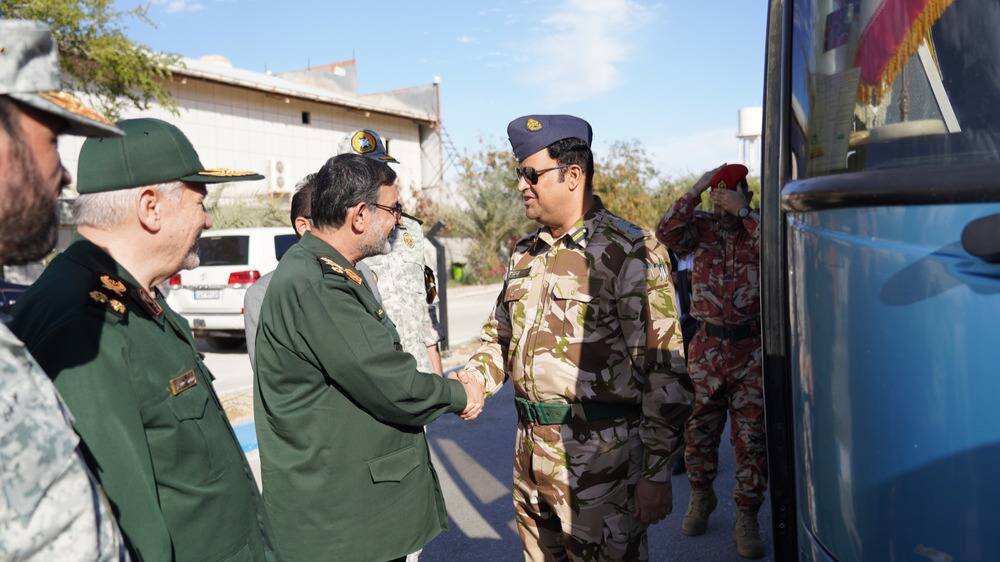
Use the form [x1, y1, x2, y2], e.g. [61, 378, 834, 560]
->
[169, 370, 198, 396]
[507, 268, 531, 281]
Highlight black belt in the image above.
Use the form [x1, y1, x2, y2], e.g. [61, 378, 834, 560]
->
[701, 321, 760, 341]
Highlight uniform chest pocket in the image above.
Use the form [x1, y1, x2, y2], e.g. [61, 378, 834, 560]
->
[167, 382, 209, 420]
[550, 277, 604, 340]
[153, 370, 231, 484]
[504, 278, 530, 302]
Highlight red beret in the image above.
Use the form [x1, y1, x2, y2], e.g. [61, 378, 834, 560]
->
[709, 164, 749, 190]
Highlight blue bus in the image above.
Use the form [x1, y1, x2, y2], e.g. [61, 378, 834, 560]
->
[761, 0, 1000, 560]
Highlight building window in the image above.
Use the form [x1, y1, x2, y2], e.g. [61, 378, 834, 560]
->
[301, 111, 311, 125]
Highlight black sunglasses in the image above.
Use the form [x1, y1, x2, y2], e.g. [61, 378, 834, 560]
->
[373, 202, 403, 219]
[515, 165, 570, 185]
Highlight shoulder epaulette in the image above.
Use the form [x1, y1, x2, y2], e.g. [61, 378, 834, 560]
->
[606, 216, 648, 244]
[318, 256, 363, 285]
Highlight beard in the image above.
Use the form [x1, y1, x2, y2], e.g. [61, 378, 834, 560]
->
[358, 215, 394, 259]
[0, 140, 59, 264]
[181, 240, 200, 270]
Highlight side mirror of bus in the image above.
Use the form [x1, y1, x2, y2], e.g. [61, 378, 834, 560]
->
[962, 213, 1000, 263]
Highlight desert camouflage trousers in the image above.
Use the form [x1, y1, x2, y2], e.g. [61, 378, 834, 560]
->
[684, 329, 767, 511]
[512, 416, 649, 562]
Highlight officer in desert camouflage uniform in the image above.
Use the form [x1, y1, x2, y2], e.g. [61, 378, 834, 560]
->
[351, 129, 443, 375]
[459, 114, 693, 561]
[656, 164, 766, 559]
[0, 19, 128, 561]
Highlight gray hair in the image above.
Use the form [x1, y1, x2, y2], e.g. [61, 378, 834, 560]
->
[73, 181, 186, 229]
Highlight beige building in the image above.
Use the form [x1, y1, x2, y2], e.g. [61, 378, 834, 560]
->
[0, 56, 448, 285]
[58, 55, 445, 206]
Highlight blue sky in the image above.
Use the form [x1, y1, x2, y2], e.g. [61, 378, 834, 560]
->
[117, 0, 767, 178]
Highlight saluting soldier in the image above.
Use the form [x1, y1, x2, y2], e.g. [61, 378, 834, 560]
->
[656, 164, 766, 559]
[0, 19, 128, 561]
[11, 118, 278, 561]
[459, 114, 693, 561]
[253, 152, 482, 562]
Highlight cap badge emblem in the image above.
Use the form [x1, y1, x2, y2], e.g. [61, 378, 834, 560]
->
[718, 180, 727, 190]
[525, 118, 543, 132]
[351, 131, 377, 154]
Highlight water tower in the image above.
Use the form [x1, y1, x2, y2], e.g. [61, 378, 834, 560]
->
[737, 107, 763, 175]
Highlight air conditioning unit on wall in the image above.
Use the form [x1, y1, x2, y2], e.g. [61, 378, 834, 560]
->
[268, 158, 290, 193]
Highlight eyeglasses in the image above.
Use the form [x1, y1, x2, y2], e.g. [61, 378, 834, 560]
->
[515, 165, 570, 186]
[373, 202, 403, 220]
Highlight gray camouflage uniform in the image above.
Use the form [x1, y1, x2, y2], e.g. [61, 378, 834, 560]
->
[0, 323, 127, 561]
[363, 216, 440, 374]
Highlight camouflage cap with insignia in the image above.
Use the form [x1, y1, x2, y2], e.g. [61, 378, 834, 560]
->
[506, 114, 593, 162]
[77, 118, 265, 193]
[0, 19, 122, 138]
[339, 129, 398, 163]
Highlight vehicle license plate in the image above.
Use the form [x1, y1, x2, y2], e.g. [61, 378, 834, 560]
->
[193, 290, 221, 300]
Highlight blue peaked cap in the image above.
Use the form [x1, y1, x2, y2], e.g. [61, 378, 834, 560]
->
[507, 114, 593, 162]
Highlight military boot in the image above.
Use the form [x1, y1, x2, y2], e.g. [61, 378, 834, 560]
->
[733, 510, 765, 559]
[681, 486, 717, 536]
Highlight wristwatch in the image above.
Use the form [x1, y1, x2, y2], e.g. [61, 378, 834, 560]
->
[738, 206, 751, 218]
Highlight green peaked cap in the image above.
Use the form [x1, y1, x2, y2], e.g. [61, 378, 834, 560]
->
[77, 118, 264, 194]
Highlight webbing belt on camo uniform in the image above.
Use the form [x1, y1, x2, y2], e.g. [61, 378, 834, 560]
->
[514, 396, 639, 425]
[701, 320, 760, 341]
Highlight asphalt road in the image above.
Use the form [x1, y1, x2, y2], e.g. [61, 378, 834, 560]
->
[200, 283, 773, 561]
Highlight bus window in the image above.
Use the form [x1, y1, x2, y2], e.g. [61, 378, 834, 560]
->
[791, 0, 1000, 177]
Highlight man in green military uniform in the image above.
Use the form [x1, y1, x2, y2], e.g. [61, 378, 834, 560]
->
[253, 153, 482, 562]
[459, 114, 694, 561]
[11, 118, 277, 561]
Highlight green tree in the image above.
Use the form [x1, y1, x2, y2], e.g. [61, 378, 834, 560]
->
[593, 140, 665, 230]
[0, 0, 178, 119]
[440, 144, 532, 284]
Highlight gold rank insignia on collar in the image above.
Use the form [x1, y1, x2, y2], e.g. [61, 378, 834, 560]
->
[109, 299, 127, 315]
[89, 290, 126, 317]
[319, 256, 345, 274]
[99, 274, 127, 296]
[169, 369, 198, 396]
[345, 269, 363, 285]
[403, 232, 416, 249]
[318, 256, 363, 285]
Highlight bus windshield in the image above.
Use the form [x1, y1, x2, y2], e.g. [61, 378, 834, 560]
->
[791, 0, 1000, 178]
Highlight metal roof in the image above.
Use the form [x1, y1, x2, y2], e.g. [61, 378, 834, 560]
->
[173, 57, 438, 124]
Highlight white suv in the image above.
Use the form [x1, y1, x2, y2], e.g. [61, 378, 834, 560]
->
[165, 227, 296, 346]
